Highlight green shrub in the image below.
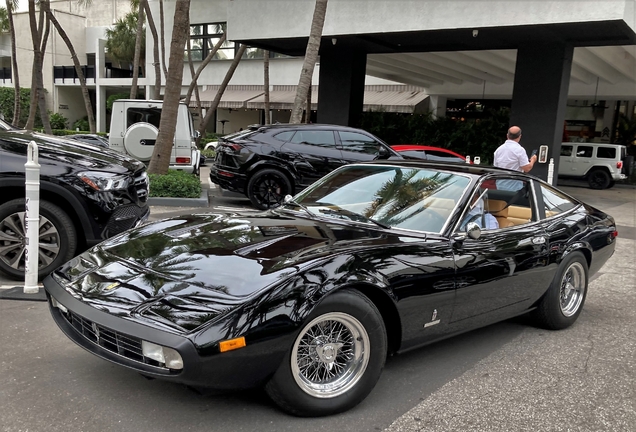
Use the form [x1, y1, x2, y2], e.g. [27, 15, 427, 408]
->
[49, 112, 69, 129]
[149, 170, 202, 198]
[72, 117, 90, 131]
[201, 148, 216, 159]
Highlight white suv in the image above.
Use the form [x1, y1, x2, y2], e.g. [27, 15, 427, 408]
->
[558, 142, 633, 189]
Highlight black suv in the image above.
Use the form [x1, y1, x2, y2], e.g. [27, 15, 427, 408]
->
[210, 124, 400, 209]
[0, 129, 149, 280]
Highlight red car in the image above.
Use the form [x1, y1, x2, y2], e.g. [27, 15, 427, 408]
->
[391, 145, 468, 163]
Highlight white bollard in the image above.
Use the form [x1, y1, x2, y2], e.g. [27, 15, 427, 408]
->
[547, 158, 555, 185]
[465, 155, 471, 164]
[24, 141, 40, 294]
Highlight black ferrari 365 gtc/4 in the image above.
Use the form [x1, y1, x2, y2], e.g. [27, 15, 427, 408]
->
[44, 161, 617, 416]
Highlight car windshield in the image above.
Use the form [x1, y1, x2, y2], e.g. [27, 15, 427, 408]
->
[291, 165, 471, 233]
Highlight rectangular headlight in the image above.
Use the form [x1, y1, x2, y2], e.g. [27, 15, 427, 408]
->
[141, 341, 183, 370]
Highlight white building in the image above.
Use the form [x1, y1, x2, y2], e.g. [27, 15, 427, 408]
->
[2, 0, 635, 176]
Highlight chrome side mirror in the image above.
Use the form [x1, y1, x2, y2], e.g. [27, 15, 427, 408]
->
[284, 194, 293, 203]
[466, 222, 482, 240]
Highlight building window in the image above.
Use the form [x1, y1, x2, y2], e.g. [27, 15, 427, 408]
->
[188, 22, 289, 61]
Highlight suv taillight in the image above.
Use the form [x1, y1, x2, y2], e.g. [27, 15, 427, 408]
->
[175, 157, 191, 164]
[221, 142, 243, 152]
[617, 161, 623, 169]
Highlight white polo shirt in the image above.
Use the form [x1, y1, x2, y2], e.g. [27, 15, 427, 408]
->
[493, 139, 529, 172]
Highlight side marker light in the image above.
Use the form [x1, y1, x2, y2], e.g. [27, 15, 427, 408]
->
[219, 337, 246, 353]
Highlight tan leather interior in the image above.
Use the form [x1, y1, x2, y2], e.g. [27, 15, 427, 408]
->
[487, 199, 532, 227]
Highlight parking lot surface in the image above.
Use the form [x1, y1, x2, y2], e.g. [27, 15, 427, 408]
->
[1, 182, 634, 432]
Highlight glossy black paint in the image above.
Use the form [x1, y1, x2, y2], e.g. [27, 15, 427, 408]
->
[209, 123, 401, 196]
[44, 161, 616, 390]
[0, 130, 149, 247]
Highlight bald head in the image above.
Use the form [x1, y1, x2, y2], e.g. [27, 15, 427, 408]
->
[507, 126, 522, 141]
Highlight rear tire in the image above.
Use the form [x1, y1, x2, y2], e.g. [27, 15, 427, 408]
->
[0, 199, 77, 281]
[587, 169, 611, 189]
[531, 251, 588, 330]
[265, 289, 387, 416]
[247, 168, 292, 210]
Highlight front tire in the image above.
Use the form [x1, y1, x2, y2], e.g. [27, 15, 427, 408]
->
[265, 289, 387, 416]
[531, 251, 588, 330]
[247, 168, 292, 210]
[0, 199, 77, 281]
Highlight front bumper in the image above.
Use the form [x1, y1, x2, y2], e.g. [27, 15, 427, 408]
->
[43, 275, 290, 390]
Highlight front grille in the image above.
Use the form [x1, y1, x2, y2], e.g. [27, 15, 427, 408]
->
[58, 307, 166, 369]
[134, 170, 149, 203]
[105, 205, 144, 236]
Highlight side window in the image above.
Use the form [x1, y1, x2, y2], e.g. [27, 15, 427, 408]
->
[290, 130, 336, 147]
[540, 184, 577, 217]
[576, 146, 593, 158]
[560, 145, 573, 156]
[462, 178, 535, 231]
[426, 150, 465, 163]
[338, 131, 381, 155]
[274, 131, 294, 142]
[596, 147, 616, 159]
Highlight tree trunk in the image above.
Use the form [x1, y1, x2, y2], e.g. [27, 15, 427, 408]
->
[289, 0, 328, 124]
[185, 33, 226, 105]
[25, 1, 41, 131]
[143, 0, 162, 99]
[44, 3, 96, 133]
[37, 5, 52, 134]
[264, 50, 270, 125]
[148, 0, 191, 175]
[159, 0, 168, 78]
[197, 44, 247, 139]
[6, 1, 21, 126]
[130, 0, 146, 99]
[305, 85, 312, 124]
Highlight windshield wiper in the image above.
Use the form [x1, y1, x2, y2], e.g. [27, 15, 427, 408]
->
[317, 206, 391, 229]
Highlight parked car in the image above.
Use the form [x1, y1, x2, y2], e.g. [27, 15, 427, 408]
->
[66, 134, 110, 148]
[559, 142, 633, 189]
[0, 129, 150, 280]
[209, 124, 401, 209]
[391, 144, 468, 163]
[44, 160, 616, 416]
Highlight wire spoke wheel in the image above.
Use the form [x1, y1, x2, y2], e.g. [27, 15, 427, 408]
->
[291, 312, 370, 399]
[559, 261, 586, 317]
[0, 211, 61, 272]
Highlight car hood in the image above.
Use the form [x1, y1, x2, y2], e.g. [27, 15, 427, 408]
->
[4, 130, 143, 173]
[52, 211, 412, 332]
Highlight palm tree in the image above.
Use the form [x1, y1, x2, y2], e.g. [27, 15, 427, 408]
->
[142, 0, 161, 99]
[186, 37, 203, 121]
[105, 12, 143, 67]
[4, 1, 20, 126]
[129, 0, 146, 99]
[264, 49, 270, 124]
[148, 0, 191, 175]
[289, 0, 328, 124]
[196, 44, 247, 140]
[42, 0, 96, 132]
[184, 33, 226, 105]
[25, 0, 51, 133]
[159, 0, 168, 78]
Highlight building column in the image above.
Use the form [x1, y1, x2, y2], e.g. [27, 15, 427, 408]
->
[317, 43, 366, 126]
[428, 96, 447, 118]
[95, 39, 107, 133]
[510, 42, 573, 184]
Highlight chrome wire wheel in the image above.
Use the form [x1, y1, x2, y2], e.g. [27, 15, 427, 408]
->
[291, 312, 370, 399]
[559, 261, 586, 317]
[0, 211, 60, 272]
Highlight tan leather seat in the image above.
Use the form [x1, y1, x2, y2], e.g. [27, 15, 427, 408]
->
[487, 199, 513, 228]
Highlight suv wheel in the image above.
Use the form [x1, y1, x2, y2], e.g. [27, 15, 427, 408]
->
[247, 168, 292, 210]
[587, 169, 611, 189]
[0, 199, 77, 281]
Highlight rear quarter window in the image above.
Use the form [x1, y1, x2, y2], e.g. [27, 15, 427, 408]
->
[540, 184, 578, 217]
[596, 147, 616, 159]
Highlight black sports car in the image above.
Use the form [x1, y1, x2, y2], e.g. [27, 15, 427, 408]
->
[44, 161, 617, 416]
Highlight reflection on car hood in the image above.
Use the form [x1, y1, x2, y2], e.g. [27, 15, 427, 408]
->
[53, 211, 407, 333]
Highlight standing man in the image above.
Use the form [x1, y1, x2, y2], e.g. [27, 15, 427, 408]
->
[493, 126, 537, 190]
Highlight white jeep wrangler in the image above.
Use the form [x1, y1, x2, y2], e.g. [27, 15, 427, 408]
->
[558, 142, 634, 189]
[109, 99, 201, 174]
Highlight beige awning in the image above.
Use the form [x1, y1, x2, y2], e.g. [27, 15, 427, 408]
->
[191, 85, 428, 113]
[189, 86, 264, 109]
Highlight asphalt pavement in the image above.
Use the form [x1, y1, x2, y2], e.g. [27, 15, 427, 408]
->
[1, 175, 635, 432]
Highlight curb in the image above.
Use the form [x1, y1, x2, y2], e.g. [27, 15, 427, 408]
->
[148, 189, 209, 207]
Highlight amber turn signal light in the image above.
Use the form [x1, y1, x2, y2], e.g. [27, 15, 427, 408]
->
[219, 337, 246, 353]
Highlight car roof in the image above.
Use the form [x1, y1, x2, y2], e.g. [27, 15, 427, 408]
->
[250, 123, 372, 133]
[368, 159, 535, 178]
